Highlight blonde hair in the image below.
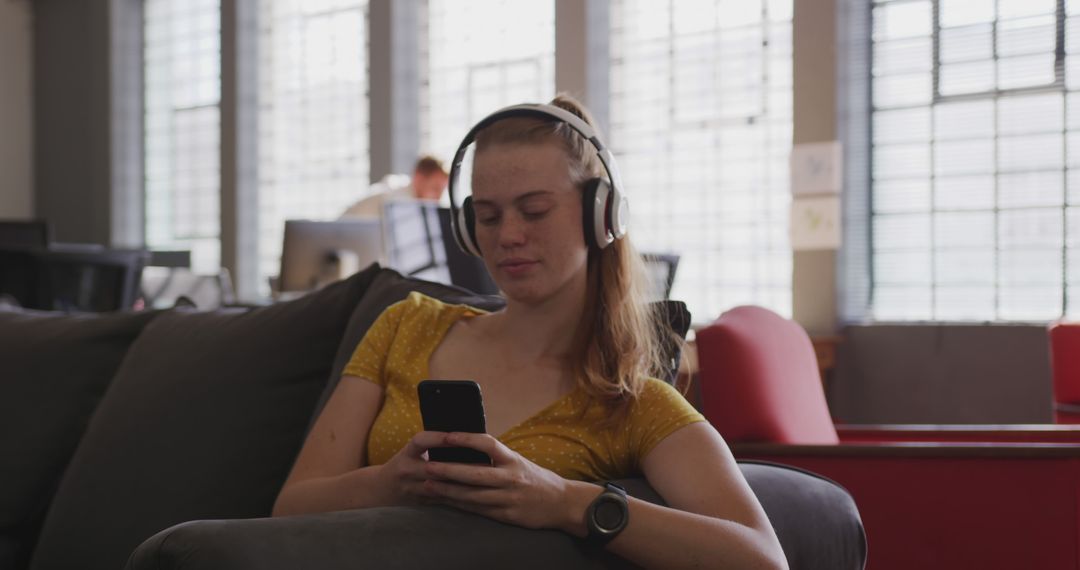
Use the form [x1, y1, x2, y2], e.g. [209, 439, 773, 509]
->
[473, 94, 667, 422]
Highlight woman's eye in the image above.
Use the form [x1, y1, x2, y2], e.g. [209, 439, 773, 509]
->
[523, 210, 549, 220]
[478, 215, 500, 226]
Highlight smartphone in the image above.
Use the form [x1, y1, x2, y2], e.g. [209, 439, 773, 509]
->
[417, 380, 492, 465]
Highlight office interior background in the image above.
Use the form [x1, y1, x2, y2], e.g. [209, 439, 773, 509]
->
[1, 0, 1077, 425]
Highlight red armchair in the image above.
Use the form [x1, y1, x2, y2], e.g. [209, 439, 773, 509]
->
[697, 305, 838, 444]
[697, 305, 1080, 570]
[1050, 321, 1080, 423]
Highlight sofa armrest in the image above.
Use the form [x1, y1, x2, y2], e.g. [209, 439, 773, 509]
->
[836, 423, 1080, 444]
[736, 461, 866, 570]
[736, 441, 1080, 457]
[125, 505, 623, 570]
[125, 470, 866, 570]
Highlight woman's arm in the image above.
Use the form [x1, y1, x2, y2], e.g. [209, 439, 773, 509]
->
[273, 375, 435, 516]
[422, 424, 787, 570]
[561, 422, 788, 569]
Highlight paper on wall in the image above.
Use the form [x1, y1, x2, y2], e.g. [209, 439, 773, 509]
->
[790, 141, 842, 196]
[790, 195, 842, 251]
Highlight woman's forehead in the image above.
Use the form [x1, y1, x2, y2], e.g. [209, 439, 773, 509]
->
[470, 143, 575, 195]
[474, 141, 569, 170]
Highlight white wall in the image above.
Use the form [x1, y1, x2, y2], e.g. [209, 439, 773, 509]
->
[0, 0, 33, 218]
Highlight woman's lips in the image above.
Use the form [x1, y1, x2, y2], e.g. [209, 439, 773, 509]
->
[497, 259, 539, 277]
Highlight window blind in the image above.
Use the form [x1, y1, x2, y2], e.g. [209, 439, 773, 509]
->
[869, 0, 1079, 321]
[609, 0, 794, 323]
[144, 0, 221, 274]
[256, 0, 370, 295]
[422, 0, 555, 163]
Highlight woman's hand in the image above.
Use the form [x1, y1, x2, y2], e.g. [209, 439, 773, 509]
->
[419, 432, 586, 532]
[374, 431, 451, 506]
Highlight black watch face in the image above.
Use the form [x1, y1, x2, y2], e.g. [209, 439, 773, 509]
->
[593, 497, 626, 531]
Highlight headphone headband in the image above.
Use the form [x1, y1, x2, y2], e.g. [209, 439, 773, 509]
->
[449, 103, 623, 203]
[447, 103, 627, 256]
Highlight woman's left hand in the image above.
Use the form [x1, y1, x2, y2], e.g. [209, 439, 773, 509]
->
[420, 432, 581, 532]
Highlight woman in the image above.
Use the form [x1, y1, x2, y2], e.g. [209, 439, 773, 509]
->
[273, 95, 787, 570]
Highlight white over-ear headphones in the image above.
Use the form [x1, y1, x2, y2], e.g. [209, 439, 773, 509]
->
[447, 103, 629, 256]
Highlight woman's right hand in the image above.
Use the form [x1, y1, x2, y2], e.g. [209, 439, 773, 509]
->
[374, 431, 448, 506]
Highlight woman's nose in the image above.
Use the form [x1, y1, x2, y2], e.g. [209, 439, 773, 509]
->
[497, 213, 527, 247]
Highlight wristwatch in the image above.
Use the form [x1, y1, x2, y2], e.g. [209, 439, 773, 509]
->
[584, 482, 629, 546]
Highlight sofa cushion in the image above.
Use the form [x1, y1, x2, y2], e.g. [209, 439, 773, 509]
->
[0, 306, 160, 570]
[28, 266, 380, 570]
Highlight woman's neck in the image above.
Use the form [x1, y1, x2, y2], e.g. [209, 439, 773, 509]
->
[487, 270, 588, 365]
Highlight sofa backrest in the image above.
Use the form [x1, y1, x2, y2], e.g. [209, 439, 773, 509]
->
[698, 305, 840, 444]
[0, 304, 162, 570]
[27, 266, 381, 570]
[1050, 321, 1080, 413]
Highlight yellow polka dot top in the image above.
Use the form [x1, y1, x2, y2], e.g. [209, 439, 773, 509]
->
[342, 292, 706, 481]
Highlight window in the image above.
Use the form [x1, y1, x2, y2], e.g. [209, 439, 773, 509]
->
[257, 0, 370, 294]
[869, 0, 1079, 321]
[610, 0, 794, 322]
[422, 0, 555, 162]
[144, 0, 221, 274]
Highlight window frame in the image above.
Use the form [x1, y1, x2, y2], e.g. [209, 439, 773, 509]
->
[862, 0, 1076, 323]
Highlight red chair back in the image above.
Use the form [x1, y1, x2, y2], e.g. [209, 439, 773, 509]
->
[1049, 322, 1080, 424]
[697, 305, 839, 444]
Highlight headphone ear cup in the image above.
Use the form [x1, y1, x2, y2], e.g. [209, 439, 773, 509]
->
[607, 186, 629, 240]
[455, 196, 482, 256]
[582, 178, 600, 249]
[583, 178, 614, 249]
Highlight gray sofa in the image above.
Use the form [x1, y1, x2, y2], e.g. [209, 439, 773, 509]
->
[1, 265, 866, 570]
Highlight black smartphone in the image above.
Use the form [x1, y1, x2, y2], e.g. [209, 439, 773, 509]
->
[417, 380, 492, 465]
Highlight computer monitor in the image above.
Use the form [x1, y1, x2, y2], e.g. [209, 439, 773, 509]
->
[382, 200, 449, 282]
[279, 219, 383, 293]
[0, 219, 49, 249]
[37, 248, 149, 312]
[0, 246, 149, 312]
[436, 208, 500, 295]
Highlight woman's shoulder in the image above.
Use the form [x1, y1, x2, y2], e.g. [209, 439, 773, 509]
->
[396, 291, 489, 315]
[636, 377, 686, 400]
[627, 378, 702, 420]
[620, 377, 706, 457]
[378, 292, 489, 329]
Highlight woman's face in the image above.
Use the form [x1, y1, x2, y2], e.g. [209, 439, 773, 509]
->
[470, 141, 589, 305]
